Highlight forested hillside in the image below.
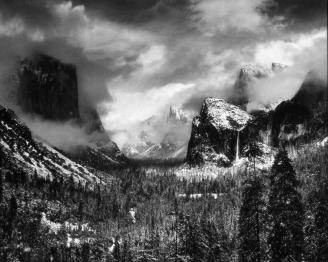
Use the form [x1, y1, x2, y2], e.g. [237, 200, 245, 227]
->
[1, 142, 327, 261]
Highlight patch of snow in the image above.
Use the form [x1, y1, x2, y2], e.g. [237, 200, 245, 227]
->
[40, 212, 62, 235]
[204, 98, 252, 131]
[317, 137, 328, 147]
[178, 193, 221, 200]
[128, 208, 137, 224]
[0, 139, 10, 150]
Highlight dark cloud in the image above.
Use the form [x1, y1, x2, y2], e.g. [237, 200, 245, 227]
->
[0, 0, 193, 30]
[71, 0, 191, 22]
[271, 0, 327, 17]
[266, 0, 327, 29]
[0, 0, 56, 27]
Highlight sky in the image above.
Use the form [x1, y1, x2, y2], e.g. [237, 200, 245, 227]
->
[0, 0, 327, 148]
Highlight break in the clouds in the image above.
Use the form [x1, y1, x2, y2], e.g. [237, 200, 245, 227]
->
[0, 0, 326, 148]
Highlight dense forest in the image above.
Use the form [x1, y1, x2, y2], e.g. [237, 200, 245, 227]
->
[0, 143, 327, 262]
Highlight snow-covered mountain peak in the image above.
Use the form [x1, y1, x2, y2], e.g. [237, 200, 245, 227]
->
[167, 105, 191, 123]
[239, 64, 272, 81]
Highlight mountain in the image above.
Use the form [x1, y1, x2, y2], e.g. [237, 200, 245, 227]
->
[16, 53, 126, 170]
[271, 72, 327, 147]
[18, 54, 80, 121]
[186, 98, 252, 166]
[122, 106, 193, 159]
[229, 63, 287, 109]
[187, 71, 327, 167]
[167, 106, 190, 123]
[0, 104, 111, 185]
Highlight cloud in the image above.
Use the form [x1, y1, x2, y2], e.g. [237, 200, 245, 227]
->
[191, 0, 276, 34]
[266, 0, 327, 29]
[102, 82, 194, 146]
[103, 82, 194, 126]
[0, 0, 326, 151]
[0, 1, 157, 107]
[136, 45, 167, 74]
[23, 117, 90, 151]
[253, 29, 327, 66]
[0, 16, 24, 37]
[249, 28, 327, 104]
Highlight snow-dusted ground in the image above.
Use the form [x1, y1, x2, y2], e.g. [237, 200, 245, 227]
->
[175, 143, 276, 180]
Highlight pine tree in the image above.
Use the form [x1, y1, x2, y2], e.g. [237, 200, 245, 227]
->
[78, 199, 84, 222]
[7, 195, 18, 238]
[313, 181, 328, 261]
[82, 243, 90, 262]
[9, 195, 18, 221]
[238, 176, 265, 262]
[0, 172, 3, 202]
[185, 218, 208, 262]
[244, 124, 262, 173]
[306, 171, 328, 262]
[268, 149, 304, 262]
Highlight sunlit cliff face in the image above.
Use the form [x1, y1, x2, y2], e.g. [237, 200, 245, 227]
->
[0, 0, 326, 149]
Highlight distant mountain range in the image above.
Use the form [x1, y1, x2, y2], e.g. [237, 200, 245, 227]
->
[122, 105, 194, 159]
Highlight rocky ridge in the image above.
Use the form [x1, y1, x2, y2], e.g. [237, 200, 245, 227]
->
[0, 105, 111, 186]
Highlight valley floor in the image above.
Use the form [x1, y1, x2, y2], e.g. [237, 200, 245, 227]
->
[0, 143, 327, 262]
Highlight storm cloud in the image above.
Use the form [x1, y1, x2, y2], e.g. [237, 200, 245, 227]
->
[0, 0, 326, 149]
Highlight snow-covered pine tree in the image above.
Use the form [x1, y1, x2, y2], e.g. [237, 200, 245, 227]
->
[268, 148, 304, 262]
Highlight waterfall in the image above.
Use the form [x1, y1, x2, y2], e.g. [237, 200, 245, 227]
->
[235, 131, 240, 161]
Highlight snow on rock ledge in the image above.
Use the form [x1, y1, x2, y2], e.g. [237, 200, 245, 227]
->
[204, 98, 251, 131]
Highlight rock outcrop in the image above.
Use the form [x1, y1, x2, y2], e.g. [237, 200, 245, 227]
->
[16, 53, 126, 169]
[186, 98, 252, 166]
[18, 54, 80, 121]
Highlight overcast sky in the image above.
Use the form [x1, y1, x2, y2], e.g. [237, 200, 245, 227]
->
[0, 0, 326, 147]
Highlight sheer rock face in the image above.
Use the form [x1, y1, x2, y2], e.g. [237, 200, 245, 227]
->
[17, 53, 105, 133]
[271, 73, 327, 147]
[16, 53, 126, 168]
[187, 98, 252, 166]
[18, 54, 80, 121]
